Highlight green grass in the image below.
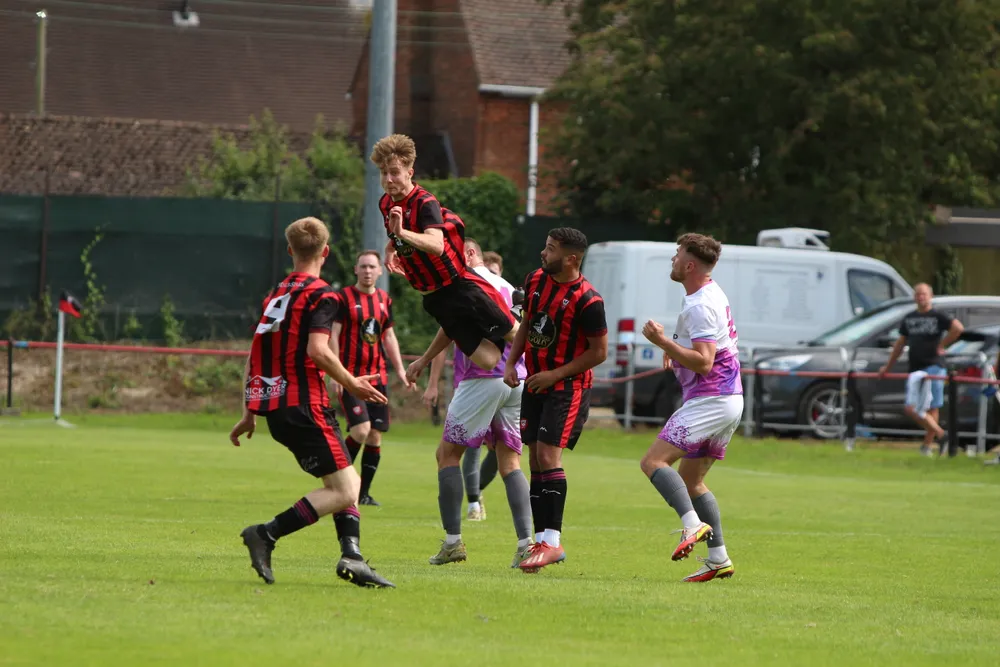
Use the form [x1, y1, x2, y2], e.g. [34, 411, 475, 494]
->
[2, 413, 999, 666]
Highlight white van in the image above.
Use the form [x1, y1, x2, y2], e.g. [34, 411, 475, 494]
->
[581, 230, 913, 417]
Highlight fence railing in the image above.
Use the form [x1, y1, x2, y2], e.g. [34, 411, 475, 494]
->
[590, 342, 1000, 456]
[3, 338, 999, 456]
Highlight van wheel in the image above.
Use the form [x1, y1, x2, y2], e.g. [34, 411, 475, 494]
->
[797, 382, 859, 440]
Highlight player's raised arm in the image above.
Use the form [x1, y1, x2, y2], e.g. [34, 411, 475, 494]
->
[388, 200, 446, 256]
[382, 326, 412, 390]
[504, 318, 529, 387]
[307, 332, 387, 404]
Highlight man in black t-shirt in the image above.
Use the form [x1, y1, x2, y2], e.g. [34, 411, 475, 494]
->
[880, 283, 964, 456]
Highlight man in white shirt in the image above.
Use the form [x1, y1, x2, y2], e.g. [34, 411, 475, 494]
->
[640, 233, 743, 582]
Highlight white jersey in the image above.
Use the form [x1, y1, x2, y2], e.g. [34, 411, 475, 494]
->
[672, 280, 743, 402]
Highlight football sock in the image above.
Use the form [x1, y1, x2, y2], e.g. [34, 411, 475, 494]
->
[263, 497, 318, 542]
[438, 466, 464, 536]
[501, 469, 532, 541]
[649, 466, 698, 525]
[359, 445, 381, 497]
[529, 469, 543, 540]
[540, 467, 567, 532]
[542, 529, 561, 548]
[692, 492, 728, 561]
[332, 505, 362, 560]
[462, 446, 481, 503]
[345, 436, 362, 464]
[479, 448, 499, 492]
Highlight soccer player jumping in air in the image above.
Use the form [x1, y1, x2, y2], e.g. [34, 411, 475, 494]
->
[331, 250, 413, 506]
[370, 134, 518, 375]
[504, 228, 608, 573]
[639, 233, 742, 583]
[230, 217, 395, 589]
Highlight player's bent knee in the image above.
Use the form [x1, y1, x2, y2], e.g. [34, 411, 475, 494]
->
[351, 423, 372, 443]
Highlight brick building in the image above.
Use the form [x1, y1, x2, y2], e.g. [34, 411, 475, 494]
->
[0, 0, 369, 129]
[350, 0, 573, 214]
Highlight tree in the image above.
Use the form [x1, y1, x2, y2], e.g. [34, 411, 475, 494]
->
[182, 112, 523, 352]
[183, 110, 365, 287]
[547, 0, 1000, 266]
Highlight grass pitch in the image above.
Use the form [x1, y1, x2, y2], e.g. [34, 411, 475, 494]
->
[1, 413, 999, 666]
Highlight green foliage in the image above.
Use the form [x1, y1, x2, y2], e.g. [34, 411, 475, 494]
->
[182, 110, 523, 353]
[68, 232, 106, 342]
[182, 109, 366, 287]
[122, 310, 143, 339]
[4, 290, 55, 341]
[548, 0, 1000, 256]
[934, 245, 965, 295]
[423, 172, 521, 254]
[182, 358, 245, 397]
[160, 295, 185, 347]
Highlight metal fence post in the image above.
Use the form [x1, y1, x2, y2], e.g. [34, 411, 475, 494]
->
[976, 352, 988, 457]
[946, 368, 958, 457]
[839, 346, 850, 445]
[623, 342, 635, 430]
[742, 347, 755, 438]
[753, 358, 764, 438]
[5, 339, 13, 409]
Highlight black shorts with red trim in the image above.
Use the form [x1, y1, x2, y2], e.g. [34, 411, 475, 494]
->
[519, 387, 591, 450]
[339, 384, 390, 432]
[422, 272, 515, 357]
[264, 405, 352, 477]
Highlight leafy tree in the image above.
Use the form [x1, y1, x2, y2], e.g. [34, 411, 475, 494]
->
[547, 0, 1000, 265]
[183, 110, 365, 287]
[183, 111, 522, 353]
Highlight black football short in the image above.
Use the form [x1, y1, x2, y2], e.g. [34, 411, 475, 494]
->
[519, 387, 591, 450]
[422, 273, 515, 357]
[264, 405, 352, 477]
[339, 384, 390, 432]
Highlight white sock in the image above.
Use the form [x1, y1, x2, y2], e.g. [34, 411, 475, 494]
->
[468, 501, 481, 513]
[517, 537, 532, 548]
[542, 529, 561, 547]
[680, 510, 701, 531]
[445, 533, 462, 546]
[708, 546, 729, 563]
[534, 532, 544, 544]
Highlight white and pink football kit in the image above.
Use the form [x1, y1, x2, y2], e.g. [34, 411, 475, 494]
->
[658, 280, 744, 460]
[442, 266, 527, 452]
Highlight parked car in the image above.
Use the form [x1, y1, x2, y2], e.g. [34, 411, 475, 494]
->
[754, 297, 1000, 438]
[587, 230, 914, 418]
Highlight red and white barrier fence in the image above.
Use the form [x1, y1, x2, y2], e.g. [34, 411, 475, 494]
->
[3, 337, 999, 456]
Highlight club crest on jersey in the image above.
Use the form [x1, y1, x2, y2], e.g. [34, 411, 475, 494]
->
[361, 317, 381, 344]
[392, 235, 415, 258]
[527, 312, 556, 348]
[245, 375, 287, 402]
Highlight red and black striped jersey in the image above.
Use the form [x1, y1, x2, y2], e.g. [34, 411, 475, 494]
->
[380, 185, 466, 292]
[245, 272, 339, 414]
[522, 269, 608, 391]
[335, 285, 394, 385]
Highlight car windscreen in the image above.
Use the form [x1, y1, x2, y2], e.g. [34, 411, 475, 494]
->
[808, 303, 912, 347]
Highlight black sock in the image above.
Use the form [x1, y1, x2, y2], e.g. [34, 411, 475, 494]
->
[529, 470, 543, 536]
[346, 436, 362, 464]
[262, 497, 318, 542]
[359, 445, 381, 497]
[540, 468, 567, 532]
[333, 505, 362, 560]
[467, 491, 480, 503]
